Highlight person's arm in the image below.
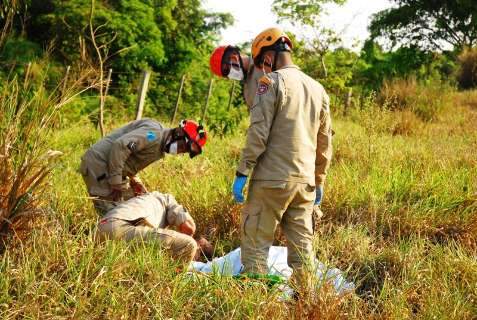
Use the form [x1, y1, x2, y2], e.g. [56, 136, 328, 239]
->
[163, 194, 196, 235]
[236, 73, 283, 176]
[315, 91, 333, 187]
[129, 175, 148, 196]
[107, 130, 149, 187]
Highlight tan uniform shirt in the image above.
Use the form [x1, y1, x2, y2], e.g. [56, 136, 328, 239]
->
[101, 192, 194, 229]
[80, 119, 171, 196]
[237, 65, 332, 187]
[243, 60, 262, 108]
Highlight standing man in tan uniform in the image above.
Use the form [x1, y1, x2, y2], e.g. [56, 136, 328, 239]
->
[231, 28, 333, 284]
[80, 119, 207, 214]
[97, 191, 199, 263]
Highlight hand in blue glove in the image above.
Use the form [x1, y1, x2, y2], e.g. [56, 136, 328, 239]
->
[314, 185, 324, 205]
[232, 175, 248, 203]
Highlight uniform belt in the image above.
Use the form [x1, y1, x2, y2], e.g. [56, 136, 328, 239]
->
[97, 174, 129, 182]
[129, 217, 155, 228]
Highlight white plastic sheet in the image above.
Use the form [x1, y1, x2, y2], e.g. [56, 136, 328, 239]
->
[190, 246, 355, 294]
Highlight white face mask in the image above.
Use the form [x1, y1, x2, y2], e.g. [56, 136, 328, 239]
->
[168, 142, 178, 154]
[228, 67, 244, 81]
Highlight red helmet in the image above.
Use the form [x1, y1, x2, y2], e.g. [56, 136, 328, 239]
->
[210, 45, 240, 77]
[180, 119, 207, 153]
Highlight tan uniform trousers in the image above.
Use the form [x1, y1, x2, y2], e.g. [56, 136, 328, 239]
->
[98, 218, 198, 263]
[241, 180, 315, 282]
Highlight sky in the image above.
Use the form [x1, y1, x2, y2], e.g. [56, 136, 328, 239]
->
[204, 0, 393, 49]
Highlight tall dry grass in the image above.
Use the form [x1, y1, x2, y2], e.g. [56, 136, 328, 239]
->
[0, 78, 60, 249]
[378, 77, 452, 121]
[0, 80, 476, 318]
[0, 63, 93, 251]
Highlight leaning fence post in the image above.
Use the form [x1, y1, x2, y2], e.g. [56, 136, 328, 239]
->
[136, 70, 151, 120]
[344, 87, 353, 115]
[23, 62, 31, 89]
[202, 78, 214, 121]
[321, 56, 328, 78]
[61, 65, 71, 100]
[104, 68, 113, 101]
[227, 81, 236, 111]
[172, 74, 186, 124]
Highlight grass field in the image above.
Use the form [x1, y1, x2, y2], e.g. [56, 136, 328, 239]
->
[0, 89, 476, 319]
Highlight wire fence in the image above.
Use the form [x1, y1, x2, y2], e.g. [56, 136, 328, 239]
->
[0, 60, 240, 125]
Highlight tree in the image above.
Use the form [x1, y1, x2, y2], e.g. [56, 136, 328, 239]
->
[272, 0, 346, 27]
[19, 0, 232, 117]
[0, 0, 28, 50]
[370, 0, 477, 51]
[354, 40, 456, 91]
[272, 0, 348, 79]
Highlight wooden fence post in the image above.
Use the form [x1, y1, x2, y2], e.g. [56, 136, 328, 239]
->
[344, 87, 353, 115]
[321, 56, 328, 78]
[227, 81, 236, 111]
[61, 65, 71, 101]
[23, 62, 31, 89]
[136, 70, 151, 120]
[202, 78, 214, 121]
[104, 68, 113, 101]
[172, 74, 186, 124]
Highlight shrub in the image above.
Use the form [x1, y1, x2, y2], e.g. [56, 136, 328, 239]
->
[378, 78, 451, 121]
[457, 47, 477, 89]
[0, 62, 91, 251]
[452, 89, 477, 110]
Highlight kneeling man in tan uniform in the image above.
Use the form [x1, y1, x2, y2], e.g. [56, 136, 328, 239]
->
[97, 191, 199, 263]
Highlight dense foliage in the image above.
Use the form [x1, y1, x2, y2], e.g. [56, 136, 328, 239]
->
[1, 0, 241, 132]
[370, 0, 477, 50]
[0, 0, 477, 129]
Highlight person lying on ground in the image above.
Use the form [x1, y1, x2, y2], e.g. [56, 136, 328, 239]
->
[80, 119, 207, 215]
[97, 191, 211, 263]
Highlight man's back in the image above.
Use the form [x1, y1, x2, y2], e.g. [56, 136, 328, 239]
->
[80, 119, 169, 194]
[251, 65, 331, 186]
[85, 119, 165, 166]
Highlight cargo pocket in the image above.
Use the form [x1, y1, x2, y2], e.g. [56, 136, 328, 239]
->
[305, 183, 316, 202]
[241, 203, 261, 238]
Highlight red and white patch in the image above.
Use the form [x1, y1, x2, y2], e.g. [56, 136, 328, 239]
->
[257, 83, 269, 95]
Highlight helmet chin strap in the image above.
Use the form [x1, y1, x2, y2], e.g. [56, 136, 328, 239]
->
[238, 54, 247, 81]
[271, 41, 291, 72]
[273, 49, 279, 72]
[164, 128, 185, 152]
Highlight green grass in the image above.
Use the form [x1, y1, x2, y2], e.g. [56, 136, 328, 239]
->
[0, 91, 476, 319]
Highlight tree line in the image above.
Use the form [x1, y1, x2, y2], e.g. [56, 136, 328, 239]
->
[1, 0, 477, 133]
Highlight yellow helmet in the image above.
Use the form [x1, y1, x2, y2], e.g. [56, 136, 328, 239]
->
[251, 27, 293, 66]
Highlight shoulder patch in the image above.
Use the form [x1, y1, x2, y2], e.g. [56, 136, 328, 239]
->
[127, 141, 137, 152]
[258, 75, 272, 85]
[257, 83, 269, 95]
[146, 131, 156, 142]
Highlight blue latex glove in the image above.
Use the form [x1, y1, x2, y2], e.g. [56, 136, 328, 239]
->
[314, 185, 324, 205]
[232, 176, 248, 203]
